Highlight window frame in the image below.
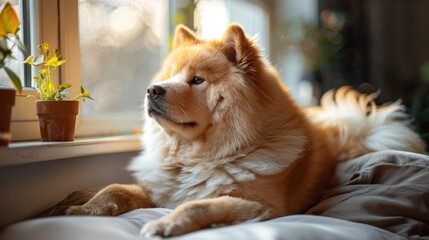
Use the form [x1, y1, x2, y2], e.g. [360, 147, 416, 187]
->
[11, 0, 59, 141]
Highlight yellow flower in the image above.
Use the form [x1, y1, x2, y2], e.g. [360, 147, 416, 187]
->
[38, 43, 49, 55]
[0, 3, 20, 36]
[44, 56, 66, 68]
[39, 68, 50, 77]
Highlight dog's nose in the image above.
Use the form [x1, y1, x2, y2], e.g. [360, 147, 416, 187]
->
[147, 85, 165, 100]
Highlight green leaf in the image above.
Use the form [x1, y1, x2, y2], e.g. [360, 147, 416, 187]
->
[0, 2, 20, 37]
[73, 86, 94, 102]
[59, 89, 70, 95]
[58, 83, 72, 91]
[3, 66, 22, 93]
[58, 83, 72, 96]
[23, 55, 33, 64]
[32, 55, 44, 65]
[81, 86, 94, 99]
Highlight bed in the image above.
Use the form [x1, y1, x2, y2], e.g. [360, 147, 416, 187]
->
[1, 150, 428, 240]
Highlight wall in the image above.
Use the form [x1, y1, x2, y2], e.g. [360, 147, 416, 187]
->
[0, 151, 138, 227]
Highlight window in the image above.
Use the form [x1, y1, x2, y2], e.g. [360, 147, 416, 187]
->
[9, 0, 270, 141]
[76, 0, 168, 137]
[195, 0, 269, 56]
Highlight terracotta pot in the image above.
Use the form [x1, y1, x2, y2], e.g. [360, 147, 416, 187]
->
[0, 88, 15, 145]
[36, 100, 79, 141]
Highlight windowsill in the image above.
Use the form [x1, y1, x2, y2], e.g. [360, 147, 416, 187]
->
[0, 134, 142, 167]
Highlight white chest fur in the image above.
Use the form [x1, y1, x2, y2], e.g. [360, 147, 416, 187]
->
[128, 144, 301, 208]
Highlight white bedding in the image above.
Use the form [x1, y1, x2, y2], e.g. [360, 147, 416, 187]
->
[1, 150, 428, 240]
[0, 208, 403, 240]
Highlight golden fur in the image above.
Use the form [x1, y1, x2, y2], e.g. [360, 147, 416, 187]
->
[65, 24, 426, 238]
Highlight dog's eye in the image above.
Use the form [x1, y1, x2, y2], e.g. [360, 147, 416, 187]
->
[190, 76, 204, 85]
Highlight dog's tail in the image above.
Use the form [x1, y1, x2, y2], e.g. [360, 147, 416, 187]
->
[36, 187, 100, 217]
[308, 86, 426, 161]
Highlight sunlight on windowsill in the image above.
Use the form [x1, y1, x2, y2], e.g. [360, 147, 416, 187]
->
[0, 134, 142, 167]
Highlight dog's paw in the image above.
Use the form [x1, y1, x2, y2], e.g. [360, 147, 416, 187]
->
[65, 205, 91, 215]
[65, 203, 119, 216]
[140, 216, 197, 238]
[140, 219, 181, 238]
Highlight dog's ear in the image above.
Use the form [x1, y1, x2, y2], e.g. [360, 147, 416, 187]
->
[221, 24, 249, 63]
[173, 25, 198, 49]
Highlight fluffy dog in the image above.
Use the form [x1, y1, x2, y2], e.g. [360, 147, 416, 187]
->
[66, 24, 426, 238]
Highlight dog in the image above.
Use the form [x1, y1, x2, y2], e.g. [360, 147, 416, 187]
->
[65, 24, 426, 238]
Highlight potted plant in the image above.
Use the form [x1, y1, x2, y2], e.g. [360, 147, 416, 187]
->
[0, 2, 24, 146]
[23, 43, 93, 141]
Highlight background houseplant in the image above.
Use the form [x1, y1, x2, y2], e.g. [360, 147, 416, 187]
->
[0, 2, 24, 146]
[24, 43, 93, 141]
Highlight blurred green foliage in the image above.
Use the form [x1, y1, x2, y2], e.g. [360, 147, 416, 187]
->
[168, 0, 195, 50]
[411, 61, 429, 145]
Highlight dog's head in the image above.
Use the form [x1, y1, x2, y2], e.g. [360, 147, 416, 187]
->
[145, 24, 272, 152]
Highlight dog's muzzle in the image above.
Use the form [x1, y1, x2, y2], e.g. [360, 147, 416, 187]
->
[147, 85, 166, 100]
[147, 84, 167, 118]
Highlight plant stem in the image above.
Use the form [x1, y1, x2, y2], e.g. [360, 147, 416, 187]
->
[50, 66, 56, 99]
[72, 94, 82, 101]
